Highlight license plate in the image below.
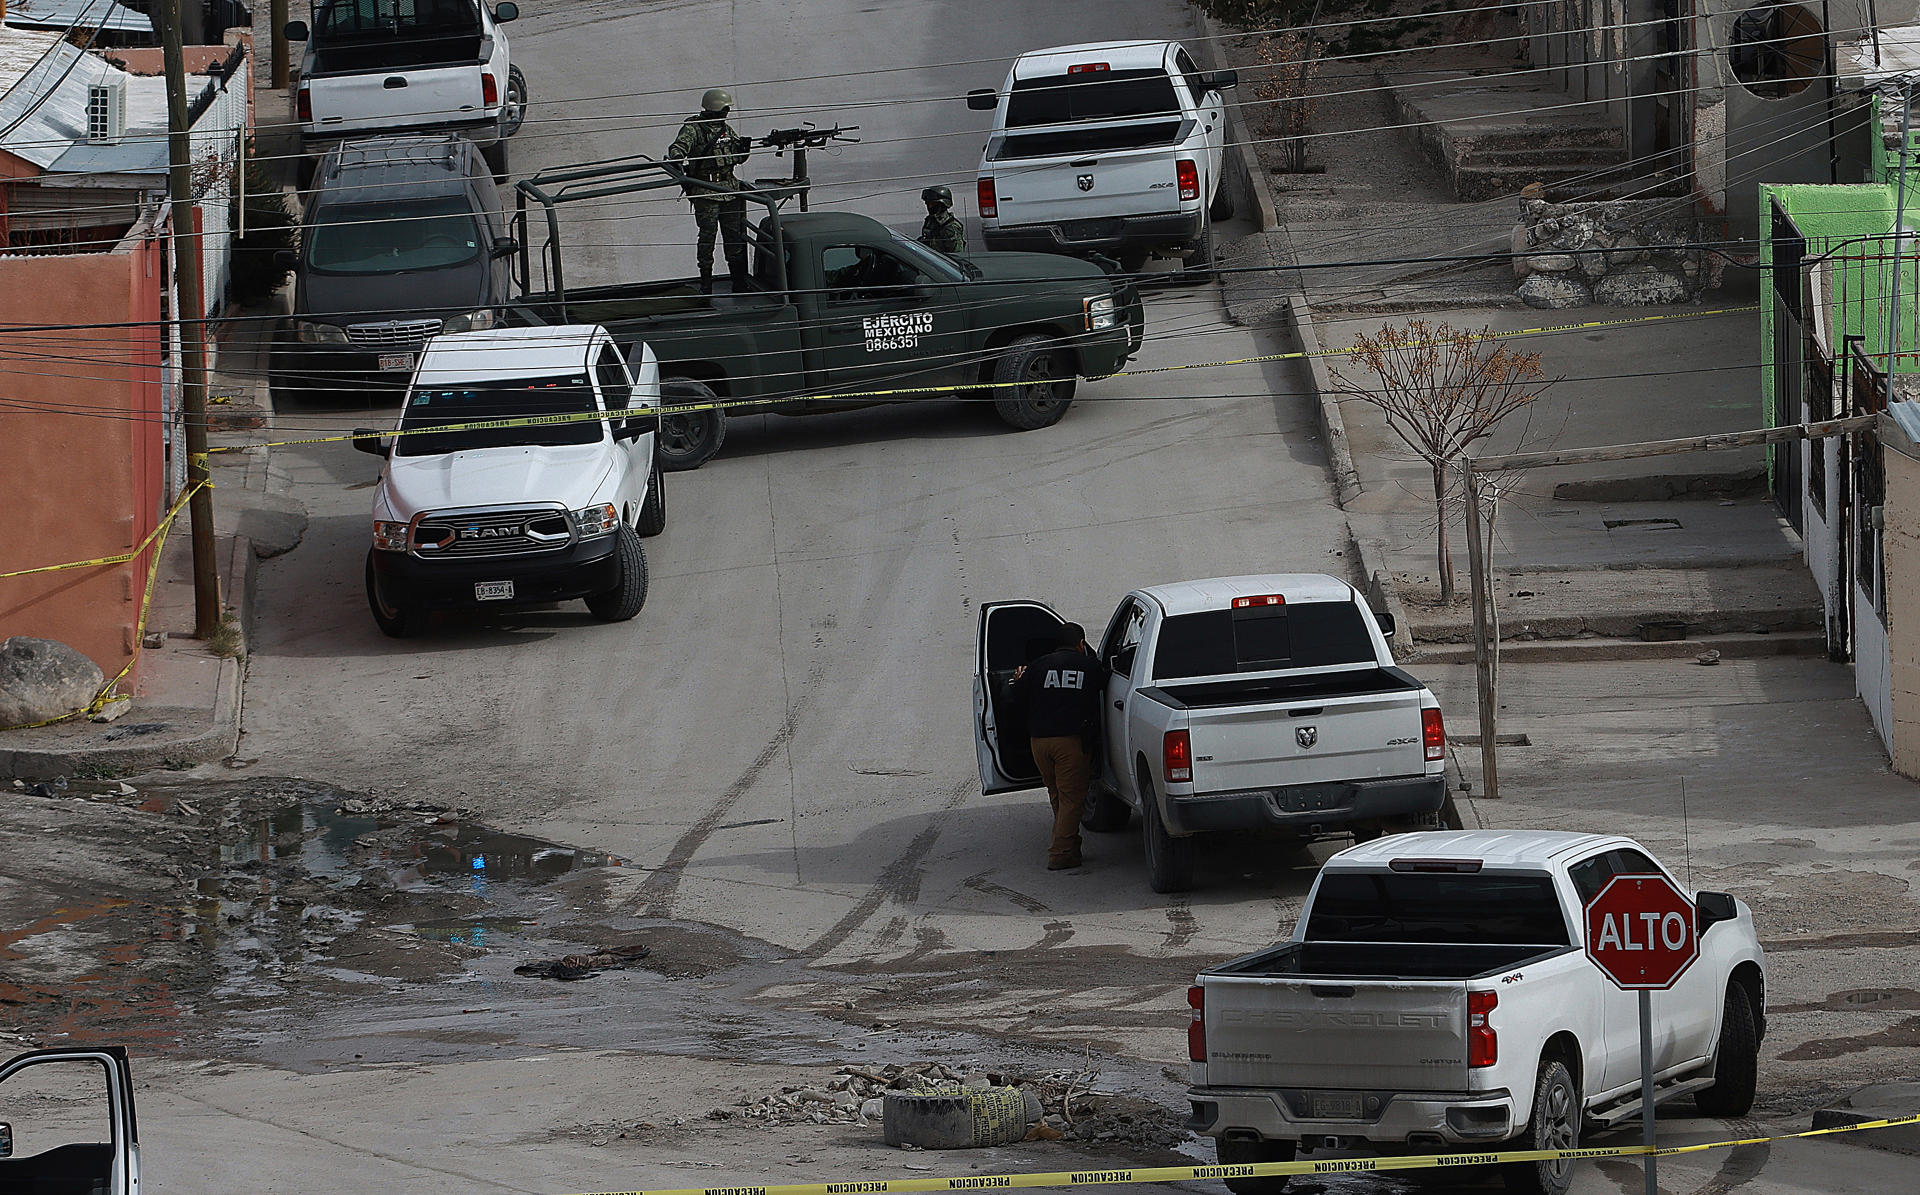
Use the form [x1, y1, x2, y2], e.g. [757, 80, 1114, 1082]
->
[474, 581, 514, 601]
[1307, 1091, 1363, 1120]
[379, 353, 415, 372]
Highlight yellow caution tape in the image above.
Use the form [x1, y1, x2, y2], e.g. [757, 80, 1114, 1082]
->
[0, 480, 205, 732]
[209, 304, 1762, 457]
[0, 479, 210, 580]
[546, 1110, 1918, 1195]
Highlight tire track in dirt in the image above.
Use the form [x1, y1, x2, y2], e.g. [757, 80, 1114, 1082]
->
[804, 777, 973, 959]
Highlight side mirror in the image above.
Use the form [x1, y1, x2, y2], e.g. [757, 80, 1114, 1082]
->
[491, 235, 520, 258]
[284, 19, 308, 40]
[350, 428, 389, 457]
[966, 89, 998, 112]
[274, 249, 299, 269]
[1375, 610, 1396, 640]
[1201, 69, 1238, 91]
[1697, 891, 1738, 936]
[0, 1121, 12, 1158]
[492, 2, 518, 21]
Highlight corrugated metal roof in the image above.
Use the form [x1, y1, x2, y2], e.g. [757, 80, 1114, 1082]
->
[48, 73, 170, 173]
[0, 27, 120, 168]
[5, 0, 153, 35]
[1888, 399, 1920, 448]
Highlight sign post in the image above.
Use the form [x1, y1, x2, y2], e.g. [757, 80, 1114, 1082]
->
[1583, 873, 1700, 1195]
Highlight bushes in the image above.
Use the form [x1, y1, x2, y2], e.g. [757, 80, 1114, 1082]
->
[227, 144, 296, 308]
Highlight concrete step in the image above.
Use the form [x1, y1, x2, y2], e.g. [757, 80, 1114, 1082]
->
[1457, 145, 1631, 169]
[1407, 630, 1827, 665]
[1450, 161, 1654, 202]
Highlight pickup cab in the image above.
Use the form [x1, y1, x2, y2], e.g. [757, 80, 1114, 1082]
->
[351, 324, 663, 637]
[966, 40, 1237, 271]
[288, 0, 526, 179]
[1186, 831, 1766, 1195]
[973, 574, 1447, 893]
[0, 1046, 140, 1195]
[508, 155, 1146, 471]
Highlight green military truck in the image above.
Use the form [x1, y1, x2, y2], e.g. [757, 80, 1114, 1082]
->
[506, 152, 1146, 470]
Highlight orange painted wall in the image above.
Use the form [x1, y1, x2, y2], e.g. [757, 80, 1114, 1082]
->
[0, 239, 166, 682]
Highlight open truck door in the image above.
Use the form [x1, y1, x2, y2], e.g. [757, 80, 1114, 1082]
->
[974, 599, 1067, 795]
[0, 1046, 140, 1195]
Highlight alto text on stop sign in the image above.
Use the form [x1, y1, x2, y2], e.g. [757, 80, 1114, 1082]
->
[1594, 909, 1691, 952]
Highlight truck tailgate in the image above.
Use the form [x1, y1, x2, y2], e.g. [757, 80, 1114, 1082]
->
[989, 127, 1186, 225]
[1186, 687, 1428, 791]
[1204, 974, 1468, 1092]
[309, 66, 485, 133]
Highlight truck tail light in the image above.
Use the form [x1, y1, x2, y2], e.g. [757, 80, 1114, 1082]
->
[1231, 594, 1285, 608]
[1068, 62, 1110, 74]
[1423, 707, 1446, 762]
[976, 176, 997, 220]
[1468, 990, 1498, 1067]
[1187, 985, 1206, 1061]
[297, 85, 311, 122]
[1165, 730, 1192, 784]
[1176, 158, 1199, 201]
[483, 72, 500, 107]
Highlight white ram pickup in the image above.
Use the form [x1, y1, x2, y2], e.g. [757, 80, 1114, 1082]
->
[1186, 831, 1766, 1195]
[352, 325, 664, 637]
[288, 0, 526, 179]
[973, 574, 1447, 893]
[967, 40, 1237, 271]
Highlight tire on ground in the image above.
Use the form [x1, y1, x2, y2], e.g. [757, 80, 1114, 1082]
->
[637, 465, 666, 537]
[364, 551, 422, 639]
[584, 523, 648, 621]
[502, 65, 529, 137]
[1140, 772, 1195, 893]
[482, 138, 509, 181]
[1502, 1057, 1579, 1195]
[991, 333, 1075, 431]
[1083, 783, 1131, 832]
[1216, 1137, 1293, 1195]
[1209, 189, 1236, 222]
[1693, 982, 1759, 1117]
[658, 377, 727, 471]
[882, 1087, 1036, 1149]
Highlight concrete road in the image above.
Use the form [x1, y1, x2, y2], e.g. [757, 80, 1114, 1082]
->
[244, 0, 1348, 966]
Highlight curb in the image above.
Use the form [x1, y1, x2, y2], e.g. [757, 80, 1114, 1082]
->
[1188, 7, 1280, 236]
[1282, 296, 1361, 509]
[1407, 630, 1825, 665]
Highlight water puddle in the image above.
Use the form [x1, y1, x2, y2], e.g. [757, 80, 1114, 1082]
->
[409, 916, 536, 945]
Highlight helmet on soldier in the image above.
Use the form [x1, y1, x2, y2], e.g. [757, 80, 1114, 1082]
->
[701, 88, 733, 114]
[921, 185, 953, 210]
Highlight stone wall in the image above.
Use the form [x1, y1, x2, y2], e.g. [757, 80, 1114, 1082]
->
[1511, 196, 1723, 309]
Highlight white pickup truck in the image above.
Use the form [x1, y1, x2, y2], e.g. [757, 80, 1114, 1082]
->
[288, 0, 526, 180]
[973, 574, 1448, 892]
[1186, 831, 1766, 1195]
[352, 324, 664, 637]
[967, 40, 1237, 272]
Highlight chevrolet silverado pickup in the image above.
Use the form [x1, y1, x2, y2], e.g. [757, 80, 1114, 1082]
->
[974, 574, 1446, 893]
[1185, 831, 1766, 1195]
[506, 155, 1145, 471]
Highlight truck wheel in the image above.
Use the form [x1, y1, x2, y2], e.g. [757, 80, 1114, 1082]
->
[1083, 783, 1131, 832]
[1140, 774, 1195, 893]
[1502, 1058, 1579, 1195]
[991, 333, 1075, 431]
[1693, 983, 1759, 1118]
[482, 138, 509, 182]
[501, 66, 528, 137]
[658, 378, 727, 471]
[637, 467, 667, 537]
[365, 552, 423, 639]
[1210, 189, 1237, 223]
[1216, 1138, 1293, 1195]
[585, 524, 649, 621]
[1181, 218, 1216, 283]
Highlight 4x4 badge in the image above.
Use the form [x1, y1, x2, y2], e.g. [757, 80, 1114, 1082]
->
[1296, 726, 1318, 749]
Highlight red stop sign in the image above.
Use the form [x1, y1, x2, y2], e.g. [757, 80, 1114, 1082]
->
[1584, 873, 1699, 990]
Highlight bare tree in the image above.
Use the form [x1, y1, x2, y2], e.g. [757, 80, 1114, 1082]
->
[1330, 321, 1554, 603]
[1253, 30, 1322, 175]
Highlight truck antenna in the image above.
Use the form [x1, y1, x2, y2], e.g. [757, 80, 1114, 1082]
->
[1680, 775, 1692, 887]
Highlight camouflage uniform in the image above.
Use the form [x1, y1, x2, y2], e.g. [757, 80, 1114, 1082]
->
[919, 209, 967, 255]
[667, 114, 752, 283]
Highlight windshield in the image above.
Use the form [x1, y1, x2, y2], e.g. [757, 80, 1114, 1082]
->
[397, 374, 602, 456]
[886, 231, 966, 279]
[1306, 873, 1569, 946]
[307, 196, 482, 275]
[316, 0, 480, 39]
[1006, 69, 1181, 127]
[1153, 600, 1377, 680]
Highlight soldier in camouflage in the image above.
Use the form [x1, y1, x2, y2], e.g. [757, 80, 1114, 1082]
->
[668, 88, 753, 293]
[918, 185, 966, 256]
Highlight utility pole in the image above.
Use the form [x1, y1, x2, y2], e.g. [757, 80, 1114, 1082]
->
[161, 0, 222, 638]
[1888, 76, 1913, 373]
[271, 0, 292, 89]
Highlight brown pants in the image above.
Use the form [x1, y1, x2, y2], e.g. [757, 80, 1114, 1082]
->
[1031, 736, 1089, 866]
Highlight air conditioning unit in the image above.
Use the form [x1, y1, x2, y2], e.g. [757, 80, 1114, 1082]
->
[86, 81, 126, 145]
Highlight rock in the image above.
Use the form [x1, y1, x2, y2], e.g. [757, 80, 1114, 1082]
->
[89, 697, 132, 723]
[1606, 235, 1648, 267]
[860, 1097, 886, 1122]
[0, 637, 103, 727]
[1517, 273, 1592, 309]
[1510, 223, 1532, 278]
[1524, 253, 1577, 272]
[142, 632, 166, 649]
[1592, 266, 1691, 305]
[1576, 250, 1608, 279]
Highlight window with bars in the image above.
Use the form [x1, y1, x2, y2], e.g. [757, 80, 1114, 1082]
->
[1856, 431, 1886, 620]
[1807, 346, 1831, 516]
